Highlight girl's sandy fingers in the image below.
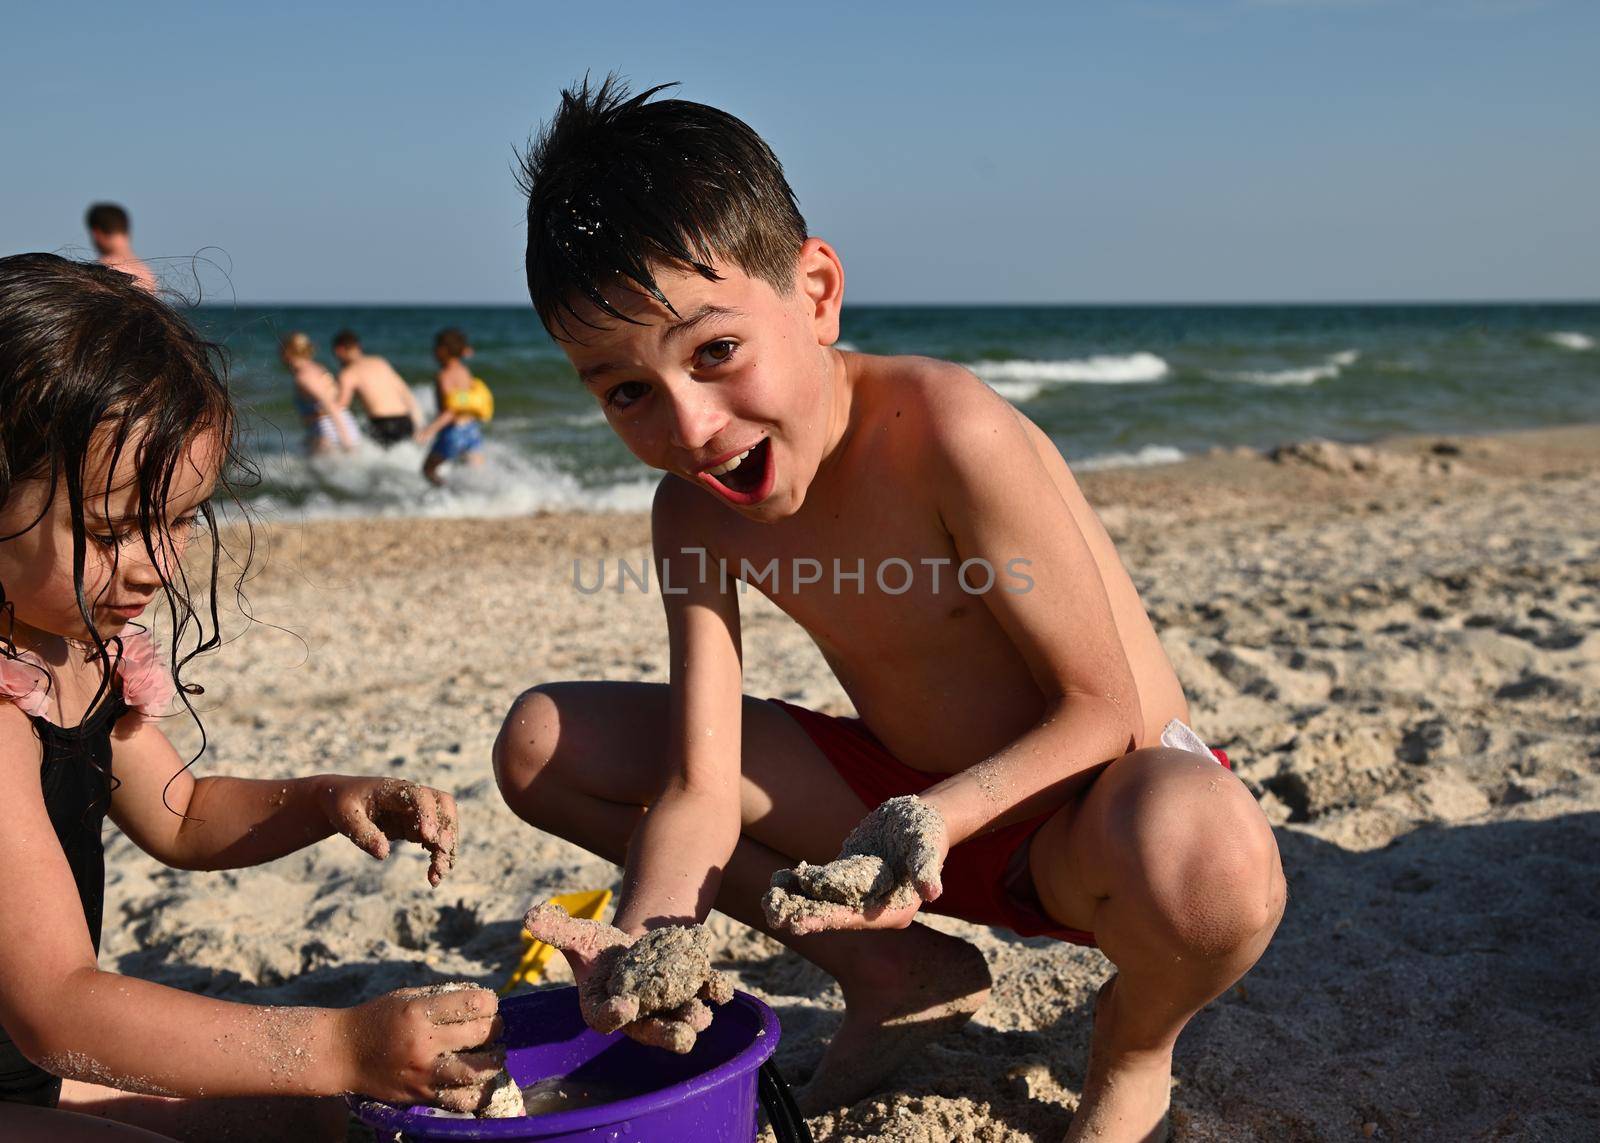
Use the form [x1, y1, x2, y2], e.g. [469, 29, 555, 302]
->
[410, 785, 442, 847]
[435, 791, 460, 872]
[342, 797, 392, 860]
[432, 1048, 507, 1089]
[423, 986, 499, 1028]
[435, 1084, 490, 1113]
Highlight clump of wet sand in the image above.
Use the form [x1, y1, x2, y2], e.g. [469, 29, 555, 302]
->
[765, 795, 943, 929]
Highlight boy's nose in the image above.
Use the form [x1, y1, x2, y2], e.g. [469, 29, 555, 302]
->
[666, 387, 728, 452]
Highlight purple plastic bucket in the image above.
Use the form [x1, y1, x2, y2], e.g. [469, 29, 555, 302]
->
[348, 987, 780, 1142]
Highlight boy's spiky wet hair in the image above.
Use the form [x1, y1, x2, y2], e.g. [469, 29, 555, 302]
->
[519, 75, 808, 338]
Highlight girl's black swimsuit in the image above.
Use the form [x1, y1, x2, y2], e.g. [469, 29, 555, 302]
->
[0, 693, 124, 1107]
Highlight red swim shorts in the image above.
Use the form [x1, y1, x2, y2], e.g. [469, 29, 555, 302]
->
[772, 700, 1230, 947]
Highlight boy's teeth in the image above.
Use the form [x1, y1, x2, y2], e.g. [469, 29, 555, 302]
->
[707, 448, 752, 477]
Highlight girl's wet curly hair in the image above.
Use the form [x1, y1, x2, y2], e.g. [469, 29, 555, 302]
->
[0, 252, 254, 742]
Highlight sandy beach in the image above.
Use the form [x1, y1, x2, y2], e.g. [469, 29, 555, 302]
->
[104, 424, 1600, 1142]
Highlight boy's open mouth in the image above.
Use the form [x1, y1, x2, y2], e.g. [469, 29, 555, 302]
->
[697, 437, 774, 506]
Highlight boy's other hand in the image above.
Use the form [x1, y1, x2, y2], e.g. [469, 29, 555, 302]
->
[341, 984, 503, 1111]
[763, 795, 949, 935]
[523, 902, 734, 1054]
[321, 776, 460, 886]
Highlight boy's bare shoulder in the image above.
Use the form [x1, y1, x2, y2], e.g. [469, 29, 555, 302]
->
[852, 351, 1026, 455]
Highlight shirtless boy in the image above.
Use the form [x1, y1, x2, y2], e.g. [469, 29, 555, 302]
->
[330, 330, 422, 446]
[85, 203, 156, 294]
[495, 80, 1285, 1142]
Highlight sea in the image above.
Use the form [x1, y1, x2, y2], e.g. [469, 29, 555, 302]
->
[192, 303, 1600, 521]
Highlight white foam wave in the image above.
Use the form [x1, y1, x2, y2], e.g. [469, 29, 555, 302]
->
[1073, 445, 1187, 472]
[834, 340, 860, 352]
[1218, 349, 1359, 387]
[971, 353, 1171, 395]
[245, 438, 656, 522]
[1547, 331, 1595, 351]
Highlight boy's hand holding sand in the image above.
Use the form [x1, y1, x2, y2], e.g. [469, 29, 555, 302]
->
[523, 903, 734, 1053]
[765, 795, 949, 934]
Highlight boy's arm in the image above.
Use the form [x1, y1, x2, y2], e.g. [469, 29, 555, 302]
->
[611, 477, 745, 935]
[108, 717, 458, 883]
[917, 383, 1143, 847]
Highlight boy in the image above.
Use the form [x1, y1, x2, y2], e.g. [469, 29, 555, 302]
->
[495, 80, 1285, 1142]
[84, 203, 156, 294]
[330, 329, 423, 446]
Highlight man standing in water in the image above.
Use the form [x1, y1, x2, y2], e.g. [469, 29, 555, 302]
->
[85, 203, 156, 293]
[330, 329, 423, 447]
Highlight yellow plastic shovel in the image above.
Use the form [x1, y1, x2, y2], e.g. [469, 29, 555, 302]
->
[498, 888, 613, 996]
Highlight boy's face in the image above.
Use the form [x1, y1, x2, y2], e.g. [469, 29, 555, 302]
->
[559, 240, 845, 522]
[332, 344, 358, 366]
[88, 227, 119, 257]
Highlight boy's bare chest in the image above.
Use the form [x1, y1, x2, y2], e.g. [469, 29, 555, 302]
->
[711, 488, 1017, 664]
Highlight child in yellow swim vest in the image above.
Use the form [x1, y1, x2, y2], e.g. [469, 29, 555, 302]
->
[418, 327, 493, 485]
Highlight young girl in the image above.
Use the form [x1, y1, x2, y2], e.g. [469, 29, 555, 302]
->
[0, 255, 503, 1141]
[279, 332, 358, 456]
[417, 328, 493, 486]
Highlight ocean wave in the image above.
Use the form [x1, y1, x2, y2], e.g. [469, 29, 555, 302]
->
[1546, 331, 1595, 351]
[970, 352, 1170, 402]
[244, 438, 656, 521]
[1217, 349, 1359, 387]
[1073, 445, 1186, 472]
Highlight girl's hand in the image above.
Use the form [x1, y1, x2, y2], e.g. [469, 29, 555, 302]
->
[763, 795, 950, 935]
[319, 777, 459, 886]
[339, 985, 503, 1111]
[523, 903, 734, 1054]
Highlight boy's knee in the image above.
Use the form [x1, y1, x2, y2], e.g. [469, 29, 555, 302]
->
[1164, 790, 1284, 958]
[492, 684, 567, 805]
[1101, 752, 1284, 957]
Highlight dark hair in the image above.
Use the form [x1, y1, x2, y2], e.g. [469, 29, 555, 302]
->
[331, 328, 361, 351]
[518, 75, 808, 338]
[0, 253, 252, 755]
[434, 327, 471, 359]
[85, 203, 131, 236]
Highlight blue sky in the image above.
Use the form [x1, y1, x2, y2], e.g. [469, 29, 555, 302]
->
[2, 0, 1595, 304]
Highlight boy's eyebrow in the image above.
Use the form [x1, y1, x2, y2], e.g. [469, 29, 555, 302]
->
[575, 305, 745, 384]
[662, 304, 743, 343]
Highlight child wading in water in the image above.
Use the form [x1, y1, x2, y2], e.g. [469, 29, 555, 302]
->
[279, 332, 358, 457]
[0, 255, 503, 1142]
[497, 82, 1286, 1141]
[418, 328, 493, 486]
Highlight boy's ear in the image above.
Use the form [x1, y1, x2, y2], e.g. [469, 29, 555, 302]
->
[796, 238, 845, 347]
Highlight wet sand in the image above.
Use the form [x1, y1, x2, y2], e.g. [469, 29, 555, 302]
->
[104, 424, 1600, 1140]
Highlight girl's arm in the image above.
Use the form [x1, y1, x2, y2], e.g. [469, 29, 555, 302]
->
[610, 476, 745, 935]
[0, 707, 498, 1107]
[108, 716, 458, 885]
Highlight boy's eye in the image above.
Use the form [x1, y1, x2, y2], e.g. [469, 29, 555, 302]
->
[171, 513, 199, 533]
[605, 381, 650, 410]
[696, 340, 739, 369]
[90, 531, 122, 549]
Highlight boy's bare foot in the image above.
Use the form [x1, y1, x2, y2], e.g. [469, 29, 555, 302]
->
[1064, 976, 1172, 1143]
[794, 924, 991, 1115]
